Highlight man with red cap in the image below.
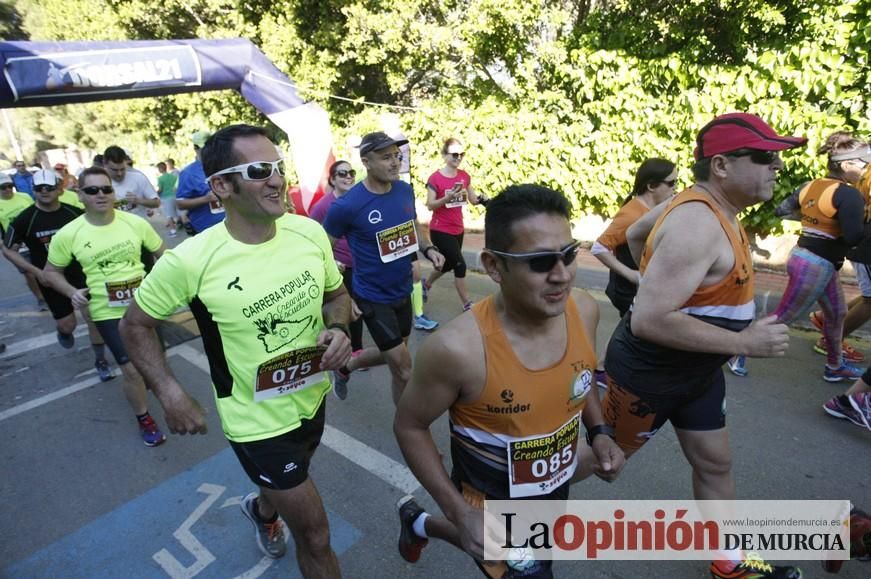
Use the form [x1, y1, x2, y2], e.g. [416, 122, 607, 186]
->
[603, 113, 806, 579]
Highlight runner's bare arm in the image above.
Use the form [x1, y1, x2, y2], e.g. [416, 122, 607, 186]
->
[395, 319, 485, 555]
[425, 184, 451, 211]
[42, 262, 89, 307]
[1, 243, 41, 277]
[631, 204, 788, 357]
[414, 217, 445, 270]
[571, 289, 626, 481]
[151, 243, 166, 260]
[120, 300, 208, 435]
[593, 249, 640, 284]
[626, 198, 670, 265]
[318, 285, 352, 370]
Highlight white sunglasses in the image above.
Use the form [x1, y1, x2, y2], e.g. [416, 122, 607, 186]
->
[207, 159, 287, 181]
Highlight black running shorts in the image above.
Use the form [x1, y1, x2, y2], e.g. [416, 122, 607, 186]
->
[93, 318, 130, 365]
[601, 371, 727, 456]
[356, 297, 412, 351]
[229, 402, 325, 491]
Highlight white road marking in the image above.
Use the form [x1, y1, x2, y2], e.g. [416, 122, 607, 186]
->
[152, 483, 221, 578]
[0, 326, 89, 359]
[1, 342, 422, 497]
[0, 374, 104, 422]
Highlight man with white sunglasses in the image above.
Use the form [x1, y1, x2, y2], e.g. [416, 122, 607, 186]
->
[120, 124, 352, 576]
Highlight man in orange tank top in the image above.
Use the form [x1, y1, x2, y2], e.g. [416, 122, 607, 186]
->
[607, 113, 805, 579]
[394, 184, 624, 577]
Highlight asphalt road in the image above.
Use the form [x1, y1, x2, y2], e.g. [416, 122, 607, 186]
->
[1, 219, 869, 578]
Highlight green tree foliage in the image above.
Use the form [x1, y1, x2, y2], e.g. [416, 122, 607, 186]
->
[6, 0, 870, 234]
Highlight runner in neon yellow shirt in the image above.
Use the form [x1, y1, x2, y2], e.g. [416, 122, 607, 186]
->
[0, 171, 45, 309]
[120, 124, 352, 571]
[43, 167, 168, 447]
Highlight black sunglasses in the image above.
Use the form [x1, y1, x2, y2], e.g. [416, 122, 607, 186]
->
[448, 152, 465, 160]
[80, 185, 115, 195]
[34, 184, 57, 193]
[488, 240, 581, 273]
[334, 169, 356, 179]
[726, 149, 778, 165]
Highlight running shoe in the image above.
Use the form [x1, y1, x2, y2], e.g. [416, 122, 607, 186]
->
[397, 495, 428, 563]
[168, 229, 177, 238]
[414, 315, 439, 331]
[95, 359, 114, 382]
[463, 301, 474, 312]
[809, 311, 825, 332]
[56, 331, 74, 349]
[138, 415, 166, 447]
[594, 369, 609, 389]
[814, 337, 865, 363]
[710, 553, 802, 578]
[822, 395, 869, 429]
[847, 393, 871, 430]
[331, 369, 350, 400]
[727, 355, 748, 377]
[240, 492, 287, 559]
[823, 362, 865, 383]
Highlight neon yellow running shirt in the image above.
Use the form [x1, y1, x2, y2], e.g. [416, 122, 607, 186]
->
[135, 214, 344, 443]
[0, 193, 34, 230]
[47, 211, 163, 321]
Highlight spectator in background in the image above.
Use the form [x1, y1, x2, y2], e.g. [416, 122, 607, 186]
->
[155, 161, 179, 237]
[103, 145, 160, 219]
[175, 130, 225, 235]
[12, 160, 34, 198]
[54, 163, 78, 191]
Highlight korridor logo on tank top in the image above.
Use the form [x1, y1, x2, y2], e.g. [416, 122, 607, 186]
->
[486, 388, 531, 414]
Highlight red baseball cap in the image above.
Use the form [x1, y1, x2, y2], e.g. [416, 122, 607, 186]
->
[694, 112, 806, 160]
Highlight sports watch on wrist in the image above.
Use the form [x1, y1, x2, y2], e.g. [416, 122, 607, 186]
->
[585, 424, 616, 447]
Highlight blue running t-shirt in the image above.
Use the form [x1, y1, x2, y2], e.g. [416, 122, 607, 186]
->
[323, 180, 417, 303]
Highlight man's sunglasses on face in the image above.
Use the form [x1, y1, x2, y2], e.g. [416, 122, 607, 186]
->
[208, 159, 286, 181]
[487, 240, 581, 273]
[80, 186, 115, 195]
[34, 185, 57, 193]
[725, 149, 778, 165]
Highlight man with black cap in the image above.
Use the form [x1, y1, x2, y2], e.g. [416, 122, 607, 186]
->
[604, 112, 806, 579]
[323, 131, 445, 403]
[176, 130, 225, 234]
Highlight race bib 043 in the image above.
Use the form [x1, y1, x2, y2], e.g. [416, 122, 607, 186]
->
[506, 414, 580, 498]
[254, 346, 325, 402]
[376, 220, 419, 263]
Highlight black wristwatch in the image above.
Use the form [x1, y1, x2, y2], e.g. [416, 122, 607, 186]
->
[586, 424, 616, 447]
[327, 323, 350, 338]
[421, 246, 435, 259]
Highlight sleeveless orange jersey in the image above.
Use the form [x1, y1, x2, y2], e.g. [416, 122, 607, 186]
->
[449, 295, 597, 497]
[799, 178, 845, 239]
[639, 189, 755, 322]
[857, 170, 871, 222]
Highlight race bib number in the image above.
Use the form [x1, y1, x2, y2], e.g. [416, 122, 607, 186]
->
[445, 198, 467, 209]
[376, 220, 419, 263]
[254, 346, 325, 402]
[105, 278, 142, 307]
[507, 414, 580, 498]
[209, 198, 225, 214]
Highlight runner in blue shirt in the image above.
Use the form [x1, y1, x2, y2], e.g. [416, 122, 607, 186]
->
[176, 130, 226, 234]
[323, 131, 444, 402]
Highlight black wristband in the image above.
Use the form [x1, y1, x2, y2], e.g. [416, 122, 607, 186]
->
[585, 424, 616, 447]
[327, 323, 350, 338]
[421, 246, 434, 257]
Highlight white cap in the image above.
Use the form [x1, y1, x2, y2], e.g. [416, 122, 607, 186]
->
[33, 169, 60, 188]
[0, 172, 12, 186]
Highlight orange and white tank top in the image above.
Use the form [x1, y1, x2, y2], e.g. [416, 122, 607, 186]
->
[449, 295, 597, 497]
[799, 178, 845, 239]
[639, 189, 755, 321]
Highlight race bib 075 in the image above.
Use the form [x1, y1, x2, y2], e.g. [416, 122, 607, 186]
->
[254, 346, 325, 402]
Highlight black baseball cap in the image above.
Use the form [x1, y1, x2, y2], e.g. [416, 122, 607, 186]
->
[358, 131, 408, 156]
